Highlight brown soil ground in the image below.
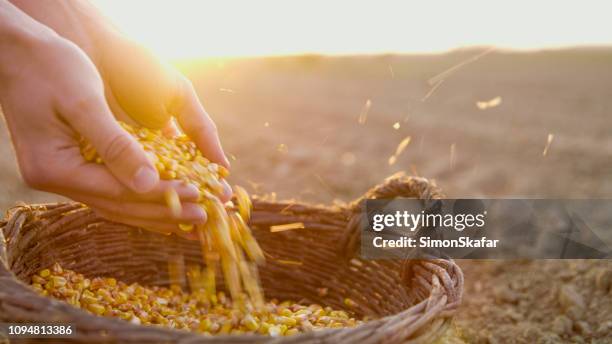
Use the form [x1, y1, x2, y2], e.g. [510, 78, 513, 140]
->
[1, 48, 611, 343]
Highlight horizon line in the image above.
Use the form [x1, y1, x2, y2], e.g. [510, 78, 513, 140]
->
[167, 44, 612, 62]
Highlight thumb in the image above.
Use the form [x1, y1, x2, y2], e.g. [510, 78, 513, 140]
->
[62, 94, 159, 193]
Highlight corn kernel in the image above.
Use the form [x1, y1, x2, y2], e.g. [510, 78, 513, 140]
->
[164, 188, 182, 217]
[344, 298, 357, 308]
[277, 316, 297, 326]
[286, 328, 299, 336]
[242, 314, 259, 331]
[268, 325, 281, 337]
[31, 275, 46, 284]
[88, 303, 106, 315]
[51, 276, 67, 288]
[106, 278, 117, 287]
[179, 223, 194, 232]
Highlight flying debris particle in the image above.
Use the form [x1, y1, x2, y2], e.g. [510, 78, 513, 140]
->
[393, 122, 400, 130]
[270, 222, 305, 233]
[313, 173, 335, 198]
[428, 47, 495, 86]
[229, 153, 237, 161]
[543, 133, 554, 156]
[388, 136, 411, 166]
[264, 122, 270, 127]
[358, 99, 372, 124]
[277, 144, 288, 154]
[259, 191, 277, 202]
[276, 260, 303, 266]
[476, 96, 502, 110]
[395, 136, 412, 157]
[341, 152, 356, 166]
[423, 47, 495, 102]
[450, 143, 456, 170]
[219, 88, 235, 93]
[388, 64, 395, 79]
[279, 203, 295, 215]
[247, 180, 262, 192]
[421, 79, 444, 102]
[268, 192, 277, 202]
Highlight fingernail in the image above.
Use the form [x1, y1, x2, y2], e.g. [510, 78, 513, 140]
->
[184, 184, 200, 199]
[181, 203, 206, 224]
[185, 205, 207, 223]
[132, 166, 158, 193]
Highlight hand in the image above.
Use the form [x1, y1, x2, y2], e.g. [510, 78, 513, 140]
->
[9, 0, 230, 167]
[98, 33, 231, 169]
[0, 18, 207, 235]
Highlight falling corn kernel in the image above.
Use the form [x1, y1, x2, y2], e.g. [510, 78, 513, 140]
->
[476, 96, 502, 110]
[543, 133, 554, 156]
[277, 144, 288, 154]
[358, 99, 371, 125]
[233, 185, 251, 221]
[164, 188, 182, 218]
[388, 136, 411, 166]
[179, 223, 194, 232]
[395, 136, 411, 157]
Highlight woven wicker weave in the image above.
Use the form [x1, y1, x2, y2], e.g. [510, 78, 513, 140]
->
[0, 174, 463, 343]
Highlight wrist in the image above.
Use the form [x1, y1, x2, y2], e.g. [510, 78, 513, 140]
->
[9, 0, 121, 64]
[0, 1, 59, 80]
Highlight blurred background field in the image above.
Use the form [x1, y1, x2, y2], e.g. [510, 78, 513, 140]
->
[1, 48, 611, 342]
[3, 48, 612, 205]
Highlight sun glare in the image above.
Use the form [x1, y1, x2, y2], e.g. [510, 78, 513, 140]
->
[92, 0, 612, 59]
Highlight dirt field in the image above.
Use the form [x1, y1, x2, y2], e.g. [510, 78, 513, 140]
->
[1, 48, 611, 342]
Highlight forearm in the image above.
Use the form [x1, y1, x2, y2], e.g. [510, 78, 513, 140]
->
[0, 0, 56, 82]
[9, 0, 118, 60]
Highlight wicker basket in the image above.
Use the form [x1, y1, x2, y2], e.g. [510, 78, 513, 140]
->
[0, 174, 463, 343]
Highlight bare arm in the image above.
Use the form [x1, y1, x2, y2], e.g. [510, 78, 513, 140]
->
[0, 0, 220, 234]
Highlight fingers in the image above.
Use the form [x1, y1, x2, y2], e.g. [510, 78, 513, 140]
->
[220, 179, 233, 203]
[59, 92, 160, 194]
[35, 148, 199, 203]
[90, 208, 177, 235]
[71, 192, 206, 224]
[174, 79, 230, 168]
[162, 118, 181, 138]
[90, 204, 200, 240]
[78, 163, 200, 203]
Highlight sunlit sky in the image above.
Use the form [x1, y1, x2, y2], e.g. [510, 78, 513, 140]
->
[92, 0, 612, 59]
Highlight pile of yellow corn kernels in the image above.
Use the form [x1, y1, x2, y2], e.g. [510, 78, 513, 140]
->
[31, 263, 361, 335]
[80, 122, 264, 304]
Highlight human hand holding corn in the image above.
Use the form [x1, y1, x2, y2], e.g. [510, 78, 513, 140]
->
[0, 0, 231, 235]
